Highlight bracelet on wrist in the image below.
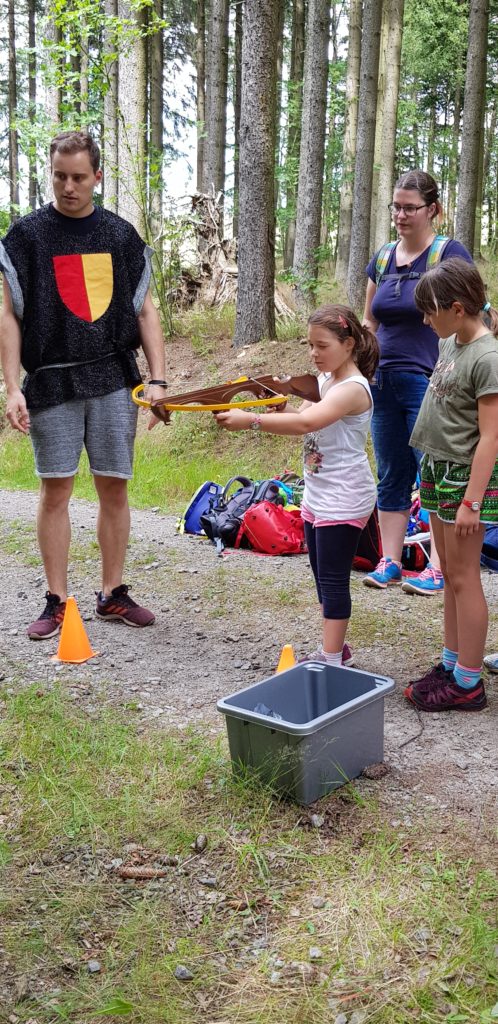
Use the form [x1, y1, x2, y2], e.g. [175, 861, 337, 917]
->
[250, 415, 262, 432]
[148, 379, 168, 387]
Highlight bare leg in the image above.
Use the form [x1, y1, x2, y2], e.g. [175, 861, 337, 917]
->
[37, 477, 74, 600]
[428, 518, 441, 571]
[322, 617, 348, 655]
[378, 509, 410, 562]
[93, 476, 130, 596]
[430, 514, 457, 650]
[443, 522, 487, 667]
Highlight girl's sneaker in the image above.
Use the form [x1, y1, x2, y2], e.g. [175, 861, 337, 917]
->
[363, 557, 402, 589]
[483, 652, 498, 673]
[403, 662, 452, 698]
[401, 563, 444, 596]
[406, 675, 487, 712]
[299, 643, 355, 667]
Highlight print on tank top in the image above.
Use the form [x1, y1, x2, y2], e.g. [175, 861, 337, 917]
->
[304, 432, 323, 474]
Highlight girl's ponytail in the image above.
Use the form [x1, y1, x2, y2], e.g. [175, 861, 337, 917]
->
[356, 323, 380, 381]
[482, 305, 498, 338]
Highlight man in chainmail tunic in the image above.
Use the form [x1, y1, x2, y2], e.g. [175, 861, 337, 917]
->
[0, 131, 167, 638]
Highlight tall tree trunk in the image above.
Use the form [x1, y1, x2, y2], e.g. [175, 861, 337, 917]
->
[196, 0, 206, 192]
[347, 0, 383, 312]
[45, 19, 62, 128]
[204, 0, 229, 225]
[484, 97, 497, 247]
[292, 0, 330, 308]
[473, 110, 485, 258]
[283, 0, 305, 269]
[232, 0, 242, 236]
[103, 0, 119, 211]
[335, 0, 362, 284]
[8, 0, 20, 220]
[80, 21, 89, 124]
[233, 0, 278, 347]
[447, 76, 462, 233]
[426, 102, 436, 175]
[455, 0, 489, 252]
[27, 0, 37, 211]
[149, 0, 164, 241]
[274, 0, 286, 213]
[321, 2, 339, 252]
[117, 1, 147, 232]
[374, 0, 404, 251]
[369, 4, 388, 249]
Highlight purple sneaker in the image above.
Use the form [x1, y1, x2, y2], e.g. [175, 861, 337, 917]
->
[406, 675, 487, 713]
[403, 662, 452, 698]
[27, 591, 66, 640]
[96, 585, 155, 627]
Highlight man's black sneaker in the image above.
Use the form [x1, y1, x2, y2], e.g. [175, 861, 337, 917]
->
[27, 591, 66, 640]
[95, 585, 155, 627]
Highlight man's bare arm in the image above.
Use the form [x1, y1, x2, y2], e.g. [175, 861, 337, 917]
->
[0, 279, 30, 433]
[137, 289, 167, 429]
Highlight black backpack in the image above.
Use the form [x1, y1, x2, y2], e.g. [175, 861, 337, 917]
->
[200, 475, 284, 555]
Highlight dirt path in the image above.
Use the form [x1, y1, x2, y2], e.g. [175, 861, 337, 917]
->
[0, 488, 496, 823]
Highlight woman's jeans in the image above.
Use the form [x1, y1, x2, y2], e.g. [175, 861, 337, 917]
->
[371, 370, 429, 512]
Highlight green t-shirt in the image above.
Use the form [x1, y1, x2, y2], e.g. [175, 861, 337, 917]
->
[410, 332, 498, 464]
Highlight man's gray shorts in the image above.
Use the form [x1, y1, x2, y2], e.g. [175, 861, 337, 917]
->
[30, 388, 139, 479]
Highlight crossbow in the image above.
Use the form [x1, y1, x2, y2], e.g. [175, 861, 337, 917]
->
[132, 373, 320, 423]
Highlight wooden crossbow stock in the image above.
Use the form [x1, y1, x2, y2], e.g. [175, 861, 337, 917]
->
[132, 373, 320, 423]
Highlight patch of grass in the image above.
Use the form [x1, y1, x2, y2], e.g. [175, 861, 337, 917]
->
[0, 518, 40, 566]
[1, 687, 497, 1023]
[0, 415, 302, 513]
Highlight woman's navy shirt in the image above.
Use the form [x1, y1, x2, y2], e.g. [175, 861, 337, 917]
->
[366, 239, 472, 376]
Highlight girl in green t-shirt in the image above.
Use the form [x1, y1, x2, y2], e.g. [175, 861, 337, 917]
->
[404, 257, 498, 712]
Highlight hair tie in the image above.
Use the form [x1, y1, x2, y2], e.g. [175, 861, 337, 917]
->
[482, 301, 491, 312]
[338, 315, 348, 329]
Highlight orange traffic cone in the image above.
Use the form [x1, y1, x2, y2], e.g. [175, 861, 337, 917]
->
[51, 596, 99, 664]
[276, 643, 296, 673]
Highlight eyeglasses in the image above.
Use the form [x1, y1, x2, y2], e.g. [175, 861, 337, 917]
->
[388, 202, 429, 217]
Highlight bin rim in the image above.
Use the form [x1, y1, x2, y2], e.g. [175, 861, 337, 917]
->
[217, 665, 395, 736]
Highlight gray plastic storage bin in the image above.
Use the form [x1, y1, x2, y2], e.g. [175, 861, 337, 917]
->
[217, 662, 395, 804]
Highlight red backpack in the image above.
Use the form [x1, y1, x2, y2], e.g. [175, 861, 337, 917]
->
[236, 501, 307, 555]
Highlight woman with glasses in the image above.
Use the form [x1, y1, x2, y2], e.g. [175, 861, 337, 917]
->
[362, 169, 472, 595]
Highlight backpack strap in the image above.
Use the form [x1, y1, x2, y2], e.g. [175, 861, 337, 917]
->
[426, 235, 449, 269]
[375, 241, 398, 286]
[221, 476, 253, 503]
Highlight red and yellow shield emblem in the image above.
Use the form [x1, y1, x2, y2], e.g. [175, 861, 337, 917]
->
[53, 254, 113, 322]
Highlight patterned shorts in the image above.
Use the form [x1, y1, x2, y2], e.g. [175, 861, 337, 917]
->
[420, 456, 498, 523]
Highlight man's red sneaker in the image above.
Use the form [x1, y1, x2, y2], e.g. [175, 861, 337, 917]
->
[27, 591, 66, 640]
[95, 584, 155, 627]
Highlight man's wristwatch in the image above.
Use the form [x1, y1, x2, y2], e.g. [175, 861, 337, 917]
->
[461, 499, 481, 512]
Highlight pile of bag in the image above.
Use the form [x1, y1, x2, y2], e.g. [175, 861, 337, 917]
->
[176, 472, 383, 572]
[176, 473, 307, 556]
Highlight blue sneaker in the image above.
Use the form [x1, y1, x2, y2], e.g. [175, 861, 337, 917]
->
[483, 652, 498, 674]
[401, 563, 444, 596]
[363, 557, 402, 589]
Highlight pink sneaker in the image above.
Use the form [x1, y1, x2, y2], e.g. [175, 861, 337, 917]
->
[299, 643, 354, 667]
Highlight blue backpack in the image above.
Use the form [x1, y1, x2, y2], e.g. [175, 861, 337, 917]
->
[176, 481, 223, 535]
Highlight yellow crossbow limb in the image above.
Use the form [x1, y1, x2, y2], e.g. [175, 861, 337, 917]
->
[131, 373, 320, 423]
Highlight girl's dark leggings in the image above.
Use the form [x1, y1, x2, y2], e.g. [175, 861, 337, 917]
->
[304, 521, 362, 620]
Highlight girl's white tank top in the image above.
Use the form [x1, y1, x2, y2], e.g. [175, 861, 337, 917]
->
[303, 373, 377, 520]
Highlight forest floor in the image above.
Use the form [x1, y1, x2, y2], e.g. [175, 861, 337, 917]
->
[0, 330, 497, 1023]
